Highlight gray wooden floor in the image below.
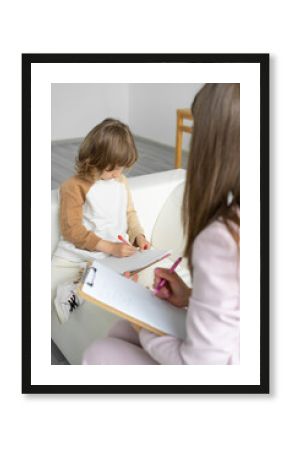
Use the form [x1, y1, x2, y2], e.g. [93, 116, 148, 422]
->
[51, 136, 189, 189]
[51, 135, 189, 364]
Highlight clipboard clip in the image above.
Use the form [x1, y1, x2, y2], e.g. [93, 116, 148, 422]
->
[83, 265, 97, 287]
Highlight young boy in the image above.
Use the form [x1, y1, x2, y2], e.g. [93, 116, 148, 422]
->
[52, 118, 150, 323]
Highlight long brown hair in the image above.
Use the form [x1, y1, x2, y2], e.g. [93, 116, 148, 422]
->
[182, 83, 240, 272]
[75, 118, 138, 181]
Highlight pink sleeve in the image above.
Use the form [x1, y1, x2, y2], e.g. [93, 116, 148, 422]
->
[139, 330, 184, 364]
[139, 221, 240, 365]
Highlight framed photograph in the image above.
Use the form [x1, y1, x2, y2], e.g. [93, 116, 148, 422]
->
[22, 53, 269, 394]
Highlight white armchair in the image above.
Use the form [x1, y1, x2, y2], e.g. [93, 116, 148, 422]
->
[51, 169, 189, 364]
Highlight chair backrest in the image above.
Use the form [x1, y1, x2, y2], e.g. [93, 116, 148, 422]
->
[51, 189, 60, 256]
[151, 182, 187, 268]
[175, 108, 193, 168]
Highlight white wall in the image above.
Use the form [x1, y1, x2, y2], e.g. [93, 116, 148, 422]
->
[129, 83, 203, 149]
[51, 83, 203, 149]
[51, 84, 129, 140]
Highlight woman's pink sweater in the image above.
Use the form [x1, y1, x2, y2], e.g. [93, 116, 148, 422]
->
[139, 220, 240, 365]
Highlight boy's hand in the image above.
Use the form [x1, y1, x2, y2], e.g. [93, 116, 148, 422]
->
[135, 234, 151, 251]
[96, 240, 137, 257]
[110, 242, 137, 257]
[123, 271, 139, 282]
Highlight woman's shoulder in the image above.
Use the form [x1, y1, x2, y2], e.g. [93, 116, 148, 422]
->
[197, 218, 239, 239]
[193, 217, 240, 262]
[191, 217, 240, 302]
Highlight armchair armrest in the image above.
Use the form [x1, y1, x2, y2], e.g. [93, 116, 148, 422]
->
[128, 169, 186, 240]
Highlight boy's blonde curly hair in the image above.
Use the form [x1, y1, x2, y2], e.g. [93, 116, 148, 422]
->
[75, 118, 138, 181]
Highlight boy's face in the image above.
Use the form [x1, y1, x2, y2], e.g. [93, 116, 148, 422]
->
[100, 166, 124, 180]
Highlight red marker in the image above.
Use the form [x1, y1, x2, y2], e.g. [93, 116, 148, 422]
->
[118, 234, 131, 246]
[154, 257, 182, 293]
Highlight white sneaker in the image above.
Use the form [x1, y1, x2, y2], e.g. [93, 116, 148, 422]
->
[54, 282, 84, 324]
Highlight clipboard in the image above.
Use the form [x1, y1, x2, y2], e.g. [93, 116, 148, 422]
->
[77, 261, 187, 339]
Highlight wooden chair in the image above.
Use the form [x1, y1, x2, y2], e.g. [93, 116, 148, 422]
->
[175, 108, 193, 168]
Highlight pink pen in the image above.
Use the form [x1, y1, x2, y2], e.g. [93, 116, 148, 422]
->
[154, 256, 182, 293]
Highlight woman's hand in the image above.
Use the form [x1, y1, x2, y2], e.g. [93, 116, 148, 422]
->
[135, 234, 151, 250]
[154, 267, 191, 308]
[96, 240, 137, 257]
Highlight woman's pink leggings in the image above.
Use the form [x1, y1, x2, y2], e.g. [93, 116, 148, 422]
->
[82, 320, 158, 365]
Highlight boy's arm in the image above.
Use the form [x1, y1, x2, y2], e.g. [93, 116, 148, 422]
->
[60, 178, 101, 251]
[121, 176, 145, 244]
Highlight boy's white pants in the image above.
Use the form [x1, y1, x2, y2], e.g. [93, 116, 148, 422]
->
[51, 256, 88, 303]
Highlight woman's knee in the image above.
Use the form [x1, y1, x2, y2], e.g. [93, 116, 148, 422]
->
[82, 337, 157, 365]
[108, 319, 140, 345]
[82, 338, 116, 365]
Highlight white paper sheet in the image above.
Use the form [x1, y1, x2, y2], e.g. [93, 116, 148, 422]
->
[81, 261, 186, 339]
[100, 248, 171, 273]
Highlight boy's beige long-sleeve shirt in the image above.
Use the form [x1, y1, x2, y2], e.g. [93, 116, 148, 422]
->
[54, 174, 145, 262]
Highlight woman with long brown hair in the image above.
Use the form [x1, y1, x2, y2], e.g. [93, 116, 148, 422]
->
[83, 84, 240, 365]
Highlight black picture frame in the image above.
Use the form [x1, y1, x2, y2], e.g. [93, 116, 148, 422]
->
[22, 53, 269, 394]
